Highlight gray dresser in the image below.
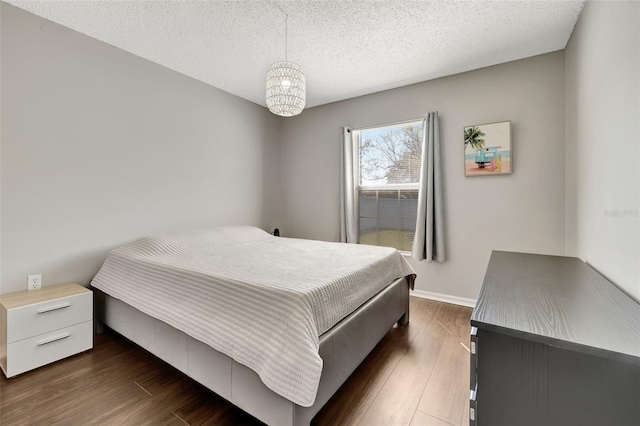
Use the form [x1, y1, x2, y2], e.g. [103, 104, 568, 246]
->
[470, 251, 640, 426]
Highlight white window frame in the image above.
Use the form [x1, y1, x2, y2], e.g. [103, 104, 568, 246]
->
[352, 118, 423, 253]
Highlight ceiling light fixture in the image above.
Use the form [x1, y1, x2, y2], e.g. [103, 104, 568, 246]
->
[266, 7, 306, 117]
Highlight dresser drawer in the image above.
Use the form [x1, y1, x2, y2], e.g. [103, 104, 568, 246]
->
[469, 383, 477, 426]
[7, 292, 92, 343]
[470, 326, 478, 389]
[5, 320, 93, 377]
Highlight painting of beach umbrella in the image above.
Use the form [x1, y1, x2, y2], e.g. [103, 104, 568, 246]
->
[464, 121, 511, 176]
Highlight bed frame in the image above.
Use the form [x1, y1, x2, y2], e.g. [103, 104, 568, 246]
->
[94, 276, 410, 426]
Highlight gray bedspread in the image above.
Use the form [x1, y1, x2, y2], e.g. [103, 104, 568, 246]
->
[91, 226, 415, 406]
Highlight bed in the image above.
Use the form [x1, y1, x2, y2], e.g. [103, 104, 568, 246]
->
[91, 226, 415, 425]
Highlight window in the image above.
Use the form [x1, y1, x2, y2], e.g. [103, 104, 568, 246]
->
[353, 120, 423, 252]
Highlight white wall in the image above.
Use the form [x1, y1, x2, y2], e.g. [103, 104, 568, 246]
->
[0, 4, 282, 295]
[280, 52, 567, 300]
[565, 0, 640, 301]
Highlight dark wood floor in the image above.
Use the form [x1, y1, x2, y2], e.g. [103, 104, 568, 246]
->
[0, 297, 472, 426]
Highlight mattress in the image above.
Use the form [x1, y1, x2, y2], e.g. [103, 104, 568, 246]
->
[91, 226, 415, 407]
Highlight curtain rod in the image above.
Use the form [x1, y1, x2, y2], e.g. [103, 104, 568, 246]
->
[348, 116, 424, 133]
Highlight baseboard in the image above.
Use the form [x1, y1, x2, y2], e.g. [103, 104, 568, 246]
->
[410, 289, 476, 308]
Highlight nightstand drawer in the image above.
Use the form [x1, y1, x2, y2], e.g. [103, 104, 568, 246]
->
[7, 292, 92, 343]
[5, 320, 93, 377]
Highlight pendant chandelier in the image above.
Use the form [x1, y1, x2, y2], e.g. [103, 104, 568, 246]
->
[266, 10, 306, 117]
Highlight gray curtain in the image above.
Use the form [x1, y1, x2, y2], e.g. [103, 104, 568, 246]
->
[411, 112, 445, 262]
[339, 127, 358, 243]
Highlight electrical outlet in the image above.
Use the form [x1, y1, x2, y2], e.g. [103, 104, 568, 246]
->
[27, 274, 42, 291]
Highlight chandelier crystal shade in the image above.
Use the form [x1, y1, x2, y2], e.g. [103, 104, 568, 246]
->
[266, 61, 306, 117]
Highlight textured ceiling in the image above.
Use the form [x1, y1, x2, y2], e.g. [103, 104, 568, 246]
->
[7, 0, 584, 109]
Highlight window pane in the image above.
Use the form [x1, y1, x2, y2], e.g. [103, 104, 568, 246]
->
[358, 190, 377, 218]
[378, 190, 399, 219]
[359, 122, 423, 186]
[358, 218, 378, 246]
[358, 189, 419, 252]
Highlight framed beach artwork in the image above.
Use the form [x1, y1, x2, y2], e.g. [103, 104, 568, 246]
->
[464, 121, 512, 176]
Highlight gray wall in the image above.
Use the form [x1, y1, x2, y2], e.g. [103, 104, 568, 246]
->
[0, 4, 282, 295]
[281, 52, 566, 300]
[5, 2, 635, 304]
[565, 0, 640, 301]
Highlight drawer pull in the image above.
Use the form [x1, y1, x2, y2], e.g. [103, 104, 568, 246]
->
[37, 302, 71, 314]
[37, 332, 71, 346]
[470, 326, 478, 354]
[470, 384, 478, 423]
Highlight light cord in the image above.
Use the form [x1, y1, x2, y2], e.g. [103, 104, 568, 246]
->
[274, 2, 289, 62]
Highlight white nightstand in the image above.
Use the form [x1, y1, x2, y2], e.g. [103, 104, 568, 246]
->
[0, 283, 93, 377]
